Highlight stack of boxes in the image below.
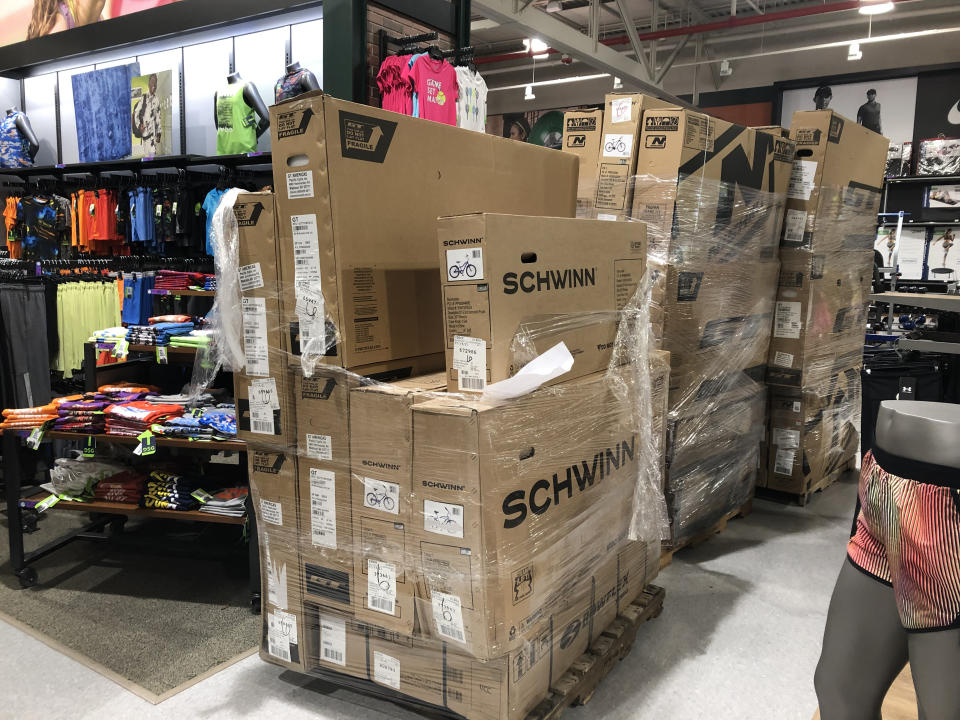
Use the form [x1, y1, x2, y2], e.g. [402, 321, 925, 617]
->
[763, 110, 888, 495]
[234, 92, 668, 720]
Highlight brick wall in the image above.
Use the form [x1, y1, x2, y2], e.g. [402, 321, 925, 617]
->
[365, 3, 454, 107]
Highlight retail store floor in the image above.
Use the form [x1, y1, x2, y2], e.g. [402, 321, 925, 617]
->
[0, 472, 860, 720]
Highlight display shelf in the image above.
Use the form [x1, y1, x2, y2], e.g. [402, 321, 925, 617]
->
[148, 289, 215, 297]
[897, 338, 960, 355]
[7, 429, 245, 452]
[869, 292, 960, 313]
[885, 175, 960, 185]
[20, 493, 245, 525]
[0, 152, 272, 179]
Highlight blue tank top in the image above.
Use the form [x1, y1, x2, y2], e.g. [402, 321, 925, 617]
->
[0, 112, 33, 169]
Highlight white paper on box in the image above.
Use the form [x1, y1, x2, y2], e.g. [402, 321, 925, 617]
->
[264, 532, 288, 609]
[453, 335, 486, 392]
[431, 591, 466, 643]
[319, 614, 346, 666]
[483, 342, 574, 401]
[291, 214, 322, 284]
[610, 97, 632, 123]
[267, 610, 297, 662]
[363, 477, 400, 515]
[424, 499, 464, 538]
[773, 428, 800, 449]
[367, 559, 397, 615]
[373, 651, 401, 690]
[774, 301, 802, 339]
[773, 351, 794, 368]
[596, 213, 618, 222]
[783, 209, 807, 245]
[260, 499, 283, 526]
[603, 133, 633, 159]
[774, 448, 796, 476]
[445, 247, 484, 282]
[305, 433, 333, 461]
[787, 160, 818, 201]
[793, 401, 802, 413]
[250, 377, 280, 410]
[249, 405, 275, 435]
[286, 170, 314, 199]
[241, 297, 270, 377]
[309, 468, 337, 549]
[238, 262, 264, 292]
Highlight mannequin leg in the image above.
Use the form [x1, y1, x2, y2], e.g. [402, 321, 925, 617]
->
[907, 628, 960, 720]
[815, 561, 909, 720]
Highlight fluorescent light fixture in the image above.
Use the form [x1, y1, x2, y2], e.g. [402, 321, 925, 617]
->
[847, 41, 863, 60]
[470, 18, 499, 31]
[524, 84, 536, 100]
[613, 76, 623, 89]
[859, 0, 894, 15]
[489, 73, 610, 93]
[546, 0, 563, 12]
[523, 38, 550, 57]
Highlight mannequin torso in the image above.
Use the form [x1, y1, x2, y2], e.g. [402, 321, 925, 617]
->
[275, 61, 320, 103]
[876, 400, 960, 471]
[0, 108, 39, 168]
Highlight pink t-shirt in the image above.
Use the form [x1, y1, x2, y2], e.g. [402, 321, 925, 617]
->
[409, 56, 458, 125]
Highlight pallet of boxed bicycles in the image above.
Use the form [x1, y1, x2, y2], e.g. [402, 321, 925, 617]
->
[227, 91, 885, 719]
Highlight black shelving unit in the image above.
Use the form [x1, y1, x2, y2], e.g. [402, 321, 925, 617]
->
[0, 152, 273, 181]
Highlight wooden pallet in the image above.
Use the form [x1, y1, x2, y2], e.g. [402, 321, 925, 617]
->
[659, 501, 753, 569]
[756, 457, 857, 507]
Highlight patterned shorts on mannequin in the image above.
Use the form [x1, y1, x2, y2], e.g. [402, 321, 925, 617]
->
[848, 450, 960, 632]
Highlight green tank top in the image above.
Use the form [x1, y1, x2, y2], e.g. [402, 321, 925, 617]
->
[216, 84, 257, 155]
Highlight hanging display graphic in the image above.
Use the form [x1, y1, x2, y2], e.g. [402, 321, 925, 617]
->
[130, 70, 173, 158]
[0, 1, 184, 47]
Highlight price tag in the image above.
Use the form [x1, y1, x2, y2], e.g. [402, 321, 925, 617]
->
[134, 430, 157, 457]
[26, 426, 45, 450]
[83, 436, 96, 458]
[35, 494, 60, 513]
[155, 204, 162, 217]
[191, 408, 204, 418]
[156, 346, 168, 364]
[112, 339, 129, 360]
[191, 489, 213, 504]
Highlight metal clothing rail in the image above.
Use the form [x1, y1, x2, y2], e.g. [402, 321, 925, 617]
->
[0, 152, 274, 182]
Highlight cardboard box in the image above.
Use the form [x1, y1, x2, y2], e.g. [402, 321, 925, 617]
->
[349, 372, 447, 633]
[269, 92, 578, 371]
[593, 92, 674, 221]
[766, 250, 872, 390]
[295, 354, 445, 613]
[632, 109, 795, 262]
[438, 213, 647, 393]
[754, 125, 790, 138]
[562, 108, 603, 218]
[409, 370, 655, 659]
[248, 449, 306, 673]
[235, 353, 298, 450]
[784, 110, 887, 253]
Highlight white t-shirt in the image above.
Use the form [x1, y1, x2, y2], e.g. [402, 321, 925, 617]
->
[455, 66, 488, 133]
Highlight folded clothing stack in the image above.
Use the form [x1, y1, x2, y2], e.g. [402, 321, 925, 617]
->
[148, 314, 193, 325]
[49, 457, 131, 500]
[168, 331, 213, 350]
[0, 399, 66, 430]
[153, 270, 209, 292]
[141, 471, 200, 511]
[199, 487, 248, 518]
[92, 327, 129, 344]
[126, 322, 195, 346]
[92, 470, 147, 505]
[104, 401, 184, 437]
[53, 397, 110, 434]
[154, 415, 216, 440]
[151, 405, 236, 439]
[203, 276, 216, 291]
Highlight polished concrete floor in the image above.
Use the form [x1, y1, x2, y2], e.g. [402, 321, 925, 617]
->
[0, 473, 860, 720]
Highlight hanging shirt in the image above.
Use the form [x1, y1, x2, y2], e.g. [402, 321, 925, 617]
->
[202, 188, 227, 257]
[275, 68, 315, 103]
[455, 66, 488, 133]
[409, 55, 458, 125]
[17, 196, 61, 259]
[0, 112, 33, 169]
[377, 56, 413, 115]
[215, 84, 257, 155]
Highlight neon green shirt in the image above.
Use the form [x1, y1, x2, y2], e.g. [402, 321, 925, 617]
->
[215, 84, 257, 155]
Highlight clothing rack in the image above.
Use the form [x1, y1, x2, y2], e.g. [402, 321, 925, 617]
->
[379, 30, 440, 62]
[0, 255, 214, 272]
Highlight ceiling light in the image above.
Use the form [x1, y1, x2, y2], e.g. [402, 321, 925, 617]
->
[524, 38, 550, 55]
[546, 0, 563, 12]
[524, 84, 536, 100]
[613, 76, 623, 89]
[858, 0, 894, 15]
[470, 18, 499, 31]
[719, 59, 732, 76]
[847, 41, 863, 60]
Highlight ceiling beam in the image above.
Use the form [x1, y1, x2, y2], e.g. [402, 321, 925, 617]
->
[613, 0, 653, 80]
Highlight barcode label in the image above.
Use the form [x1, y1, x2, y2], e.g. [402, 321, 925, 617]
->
[783, 209, 807, 245]
[773, 351, 794, 368]
[291, 214, 321, 284]
[286, 170, 314, 199]
[774, 448, 796, 476]
[424, 500, 464, 538]
[250, 406, 275, 436]
[773, 301, 802, 340]
[373, 651, 400, 690]
[310, 469, 337, 549]
[452, 335, 486, 393]
[772, 427, 800, 449]
[320, 614, 346, 667]
[440, 624, 465, 642]
[241, 297, 269, 377]
[367, 559, 397, 616]
[267, 610, 297, 662]
[459, 376, 484, 391]
[431, 591, 466, 644]
[471, 249, 481, 258]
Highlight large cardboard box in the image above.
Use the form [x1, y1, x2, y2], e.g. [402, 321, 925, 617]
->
[632, 109, 796, 262]
[408, 370, 655, 660]
[783, 110, 887, 253]
[295, 354, 445, 614]
[766, 250, 872, 390]
[593, 93, 674, 221]
[562, 108, 603, 218]
[349, 372, 447, 633]
[438, 213, 647, 393]
[248, 449, 306, 672]
[269, 92, 578, 371]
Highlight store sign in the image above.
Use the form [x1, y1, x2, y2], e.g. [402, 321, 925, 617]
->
[914, 69, 960, 145]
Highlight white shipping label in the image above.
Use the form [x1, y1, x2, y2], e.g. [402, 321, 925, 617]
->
[793, 401, 802, 413]
[264, 532, 288, 610]
[773, 351, 794, 368]
[774, 448, 796, 476]
[249, 405, 275, 435]
[260, 499, 283, 526]
[431, 591, 466, 643]
[363, 477, 400, 515]
[774, 301, 802, 340]
[309, 469, 337, 549]
[286, 170, 314, 199]
[424, 499, 464, 539]
[238, 262, 264, 292]
[787, 160, 818, 201]
[241, 297, 270, 377]
[453, 335, 486, 393]
[610, 97, 633, 123]
[603, 133, 633, 159]
[250, 377, 280, 410]
[306, 433, 333, 461]
[291, 214, 321, 283]
[445, 247, 484, 282]
[294, 280, 325, 346]
[267, 610, 297, 662]
[319, 614, 346, 667]
[597, 213, 618, 221]
[783, 209, 808, 245]
[373, 651, 401, 690]
[773, 428, 801, 449]
[367, 559, 397, 615]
